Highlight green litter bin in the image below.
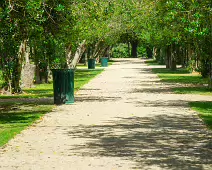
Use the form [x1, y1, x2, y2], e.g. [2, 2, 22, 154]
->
[101, 57, 108, 67]
[52, 69, 74, 105]
[88, 59, 96, 69]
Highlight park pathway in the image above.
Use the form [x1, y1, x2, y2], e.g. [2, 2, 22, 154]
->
[0, 59, 212, 170]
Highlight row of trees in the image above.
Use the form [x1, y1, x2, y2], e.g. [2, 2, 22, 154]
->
[150, 0, 212, 88]
[0, 0, 211, 93]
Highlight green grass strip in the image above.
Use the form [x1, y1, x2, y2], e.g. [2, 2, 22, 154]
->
[152, 68, 211, 95]
[189, 102, 212, 129]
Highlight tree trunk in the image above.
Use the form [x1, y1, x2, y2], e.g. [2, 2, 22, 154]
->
[170, 43, 177, 71]
[147, 47, 153, 59]
[84, 50, 88, 66]
[128, 42, 131, 57]
[159, 47, 165, 64]
[181, 47, 186, 68]
[209, 65, 212, 89]
[166, 45, 171, 69]
[12, 40, 26, 93]
[131, 40, 138, 58]
[69, 40, 86, 69]
[66, 44, 72, 68]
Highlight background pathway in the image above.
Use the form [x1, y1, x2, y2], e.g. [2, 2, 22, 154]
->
[0, 59, 212, 170]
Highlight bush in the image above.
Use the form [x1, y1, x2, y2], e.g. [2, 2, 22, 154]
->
[112, 44, 129, 58]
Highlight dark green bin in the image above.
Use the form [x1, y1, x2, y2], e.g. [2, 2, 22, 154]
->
[52, 69, 74, 105]
[88, 59, 96, 69]
[101, 57, 108, 67]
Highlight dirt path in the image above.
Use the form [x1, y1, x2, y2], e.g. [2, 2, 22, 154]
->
[0, 59, 212, 170]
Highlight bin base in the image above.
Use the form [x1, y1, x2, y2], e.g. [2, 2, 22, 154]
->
[65, 101, 75, 105]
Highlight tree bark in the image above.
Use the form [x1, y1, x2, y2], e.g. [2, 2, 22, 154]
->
[12, 40, 27, 93]
[147, 47, 153, 59]
[66, 44, 72, 68]
[84, 50, 88, 66]
[166, 45, 171, 69]
[209, 62, 212, 89]
[68, 40, 86, 69]
[128, 42, 131, 57]
[170, 43, 177, 71]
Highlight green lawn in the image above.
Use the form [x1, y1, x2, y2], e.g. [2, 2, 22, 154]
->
[145, 59, 162, 66]
[0, 69, 103, 147]
[152, 68, 211, 96]
[189, 102, 212, 129]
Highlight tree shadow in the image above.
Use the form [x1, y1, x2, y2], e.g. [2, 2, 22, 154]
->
[67, 115, 212, 170]
[0, 98, 54, 105]
[0, 111, 47, 124]
[79, 88, 101, 91]
[75, 95, 122, 103]
[129, 88, 173, 94]
[125, 99, 190, 108]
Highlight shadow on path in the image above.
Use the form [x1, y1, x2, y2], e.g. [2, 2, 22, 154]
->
[75, 96, 122, 103]
[67, 115, 212, 170]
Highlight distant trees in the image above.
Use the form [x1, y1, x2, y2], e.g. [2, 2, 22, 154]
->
[143, 0, 212, 88]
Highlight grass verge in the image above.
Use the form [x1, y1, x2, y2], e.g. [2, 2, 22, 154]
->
[152, 68, 211, 96]
[189, 102, 212, 129]
[145, 59, 162, 66]
[0, 69, 103, 147]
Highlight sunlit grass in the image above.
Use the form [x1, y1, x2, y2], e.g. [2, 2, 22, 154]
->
[189, 102, 212, 129]
[152, 68, 211, 95]
[145, 59, 163, 66]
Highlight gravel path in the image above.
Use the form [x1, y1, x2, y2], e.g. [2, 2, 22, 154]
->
[0, 58, 212, 170]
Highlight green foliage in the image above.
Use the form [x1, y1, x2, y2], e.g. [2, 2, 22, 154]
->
[112, 44, 129, 58]
[137, 46, 147, 58]
[190, 102, 212, 129]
